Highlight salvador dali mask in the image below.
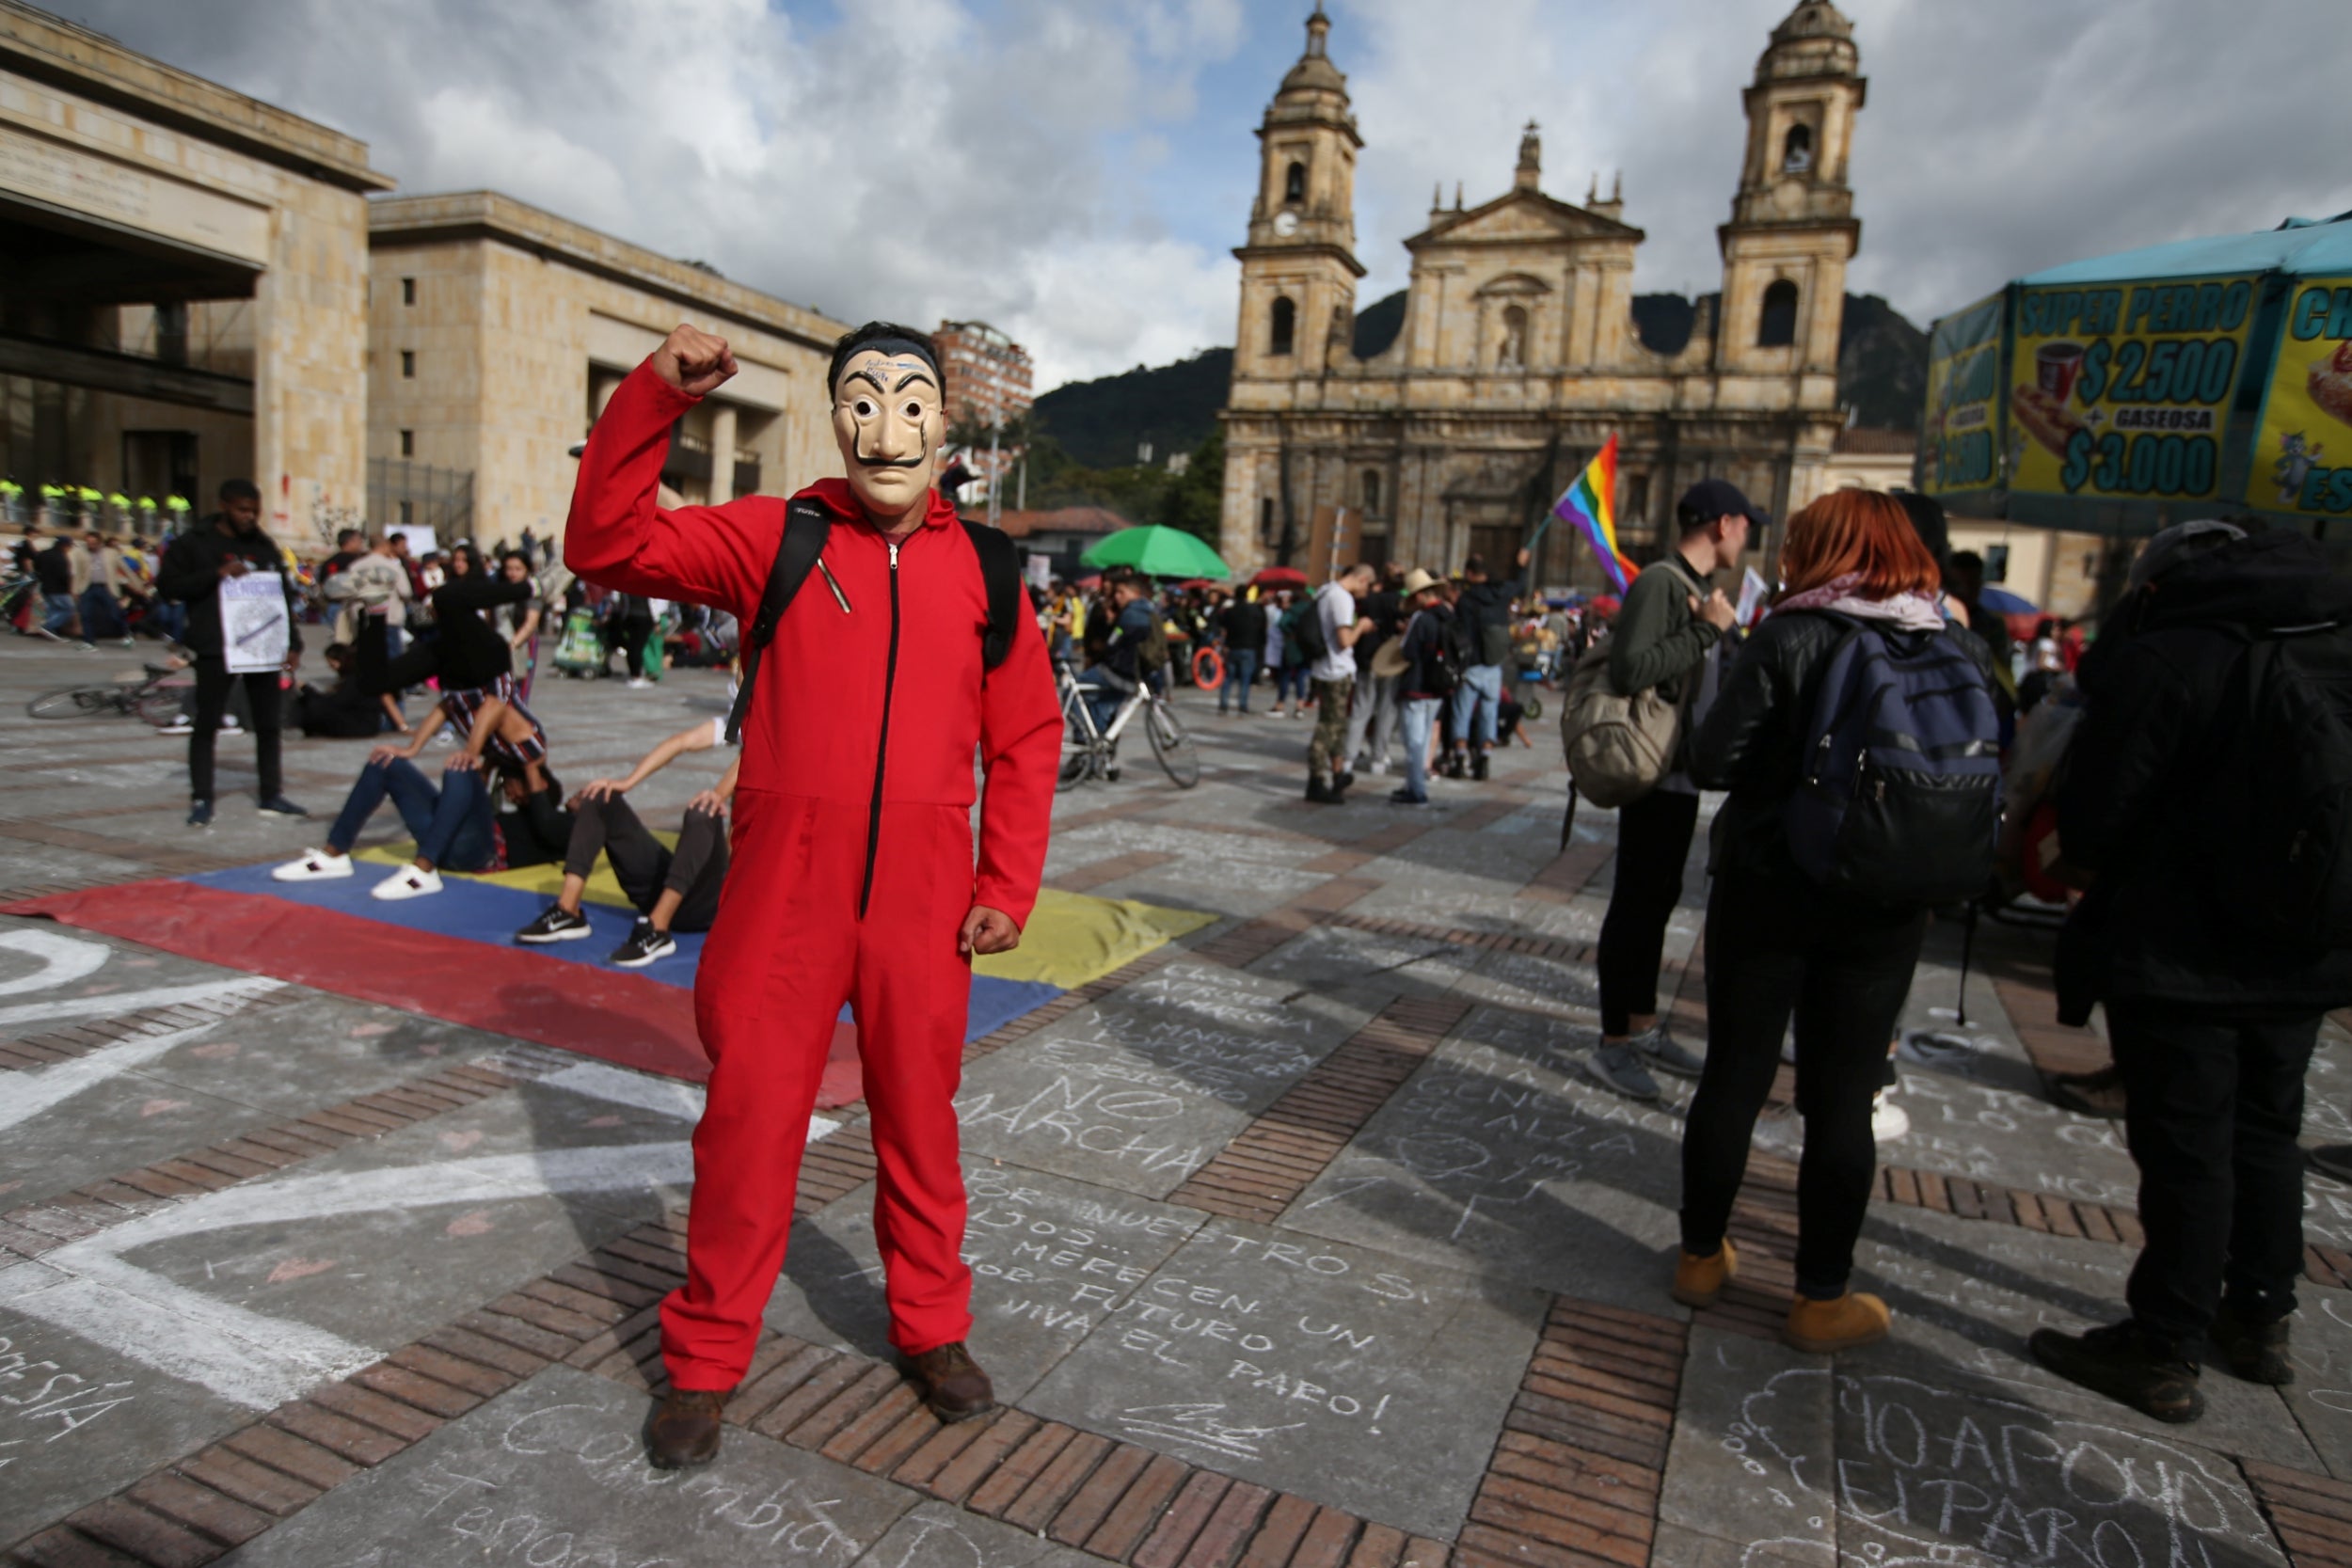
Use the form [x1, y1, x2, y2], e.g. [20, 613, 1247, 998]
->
[832, 348, 946, 526]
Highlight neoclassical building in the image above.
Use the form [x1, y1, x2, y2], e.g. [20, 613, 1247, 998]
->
[1217, 1, 1867, 585]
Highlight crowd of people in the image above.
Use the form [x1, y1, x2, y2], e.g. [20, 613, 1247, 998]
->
[10, 329, 2348, 1447]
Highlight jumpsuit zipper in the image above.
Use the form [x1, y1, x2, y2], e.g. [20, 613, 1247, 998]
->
[858, 535, 904, 918]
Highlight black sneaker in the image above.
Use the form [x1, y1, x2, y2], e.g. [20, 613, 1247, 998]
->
[2028, 1321, 2204, 1422]
[187, 799, 214, 829]
[610, 920, 676, 968]
[516, 905, 593, 944]
[2210, 1302, 2294, 1386]
[256, 795, 310, 817]
[1471, 751, 1490, 781]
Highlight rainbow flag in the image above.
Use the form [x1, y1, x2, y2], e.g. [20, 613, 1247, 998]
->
[1552, 435, 1636, 593]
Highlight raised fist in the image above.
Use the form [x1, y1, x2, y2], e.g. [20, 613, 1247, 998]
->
[651, 324, 738, 397]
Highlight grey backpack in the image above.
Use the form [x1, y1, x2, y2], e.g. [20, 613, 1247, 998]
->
[1559, 641, 1679, 809]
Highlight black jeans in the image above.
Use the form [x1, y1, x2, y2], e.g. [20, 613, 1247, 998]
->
[1597, 787, 1701, 1036]
[615, 616, 653, 678]
[1680, 868, 1928, 1298]
[190, 655, 282, 804]
[564, 795, 728, 932]
[2109, 1003, 2320, 1355]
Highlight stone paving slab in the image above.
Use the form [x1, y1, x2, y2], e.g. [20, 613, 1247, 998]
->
[0, 1281, 259, 1544]
[215, 1365, 919, 1566]
[1282, 1005, 1692, 1319]
[762, 1162, 1210, 1404]
[952, 965, 1372, 1199]
[1021, 1216, 1545, 1540]
[1854, 1202, 2324, 1468]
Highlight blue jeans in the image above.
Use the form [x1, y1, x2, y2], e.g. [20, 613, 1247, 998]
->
[41, 592, 75, 636]
[1073, 675, 1127, 739]
[79, 585, 123, 639]
[326, 757, 495, 871]
[1219, 647, 1260, 712]
[1398, 698, 1438, 800]
[1275, 660, 1309, 705]
[1450, 662, 1502, 749]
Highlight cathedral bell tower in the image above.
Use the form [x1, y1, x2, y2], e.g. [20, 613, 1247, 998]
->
[1232, 3, 1366, 381]
[1717, 0, 1864, 382]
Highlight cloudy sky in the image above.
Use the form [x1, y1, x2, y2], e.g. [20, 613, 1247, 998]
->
[57, 0, 2352, 391]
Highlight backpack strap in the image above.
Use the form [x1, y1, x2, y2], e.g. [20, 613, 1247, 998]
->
[723, 499, 832, 743]
[960, 517, 1024, 672]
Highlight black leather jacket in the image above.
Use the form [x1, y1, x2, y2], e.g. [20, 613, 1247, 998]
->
[1692, 608, 1998, 883]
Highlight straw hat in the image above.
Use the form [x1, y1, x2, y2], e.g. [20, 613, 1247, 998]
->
[1400, 567, 1439, 596]
[1372, 638, 1410, 679]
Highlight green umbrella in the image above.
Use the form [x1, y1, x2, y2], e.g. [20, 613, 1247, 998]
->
[1080, 525, 1232, 580]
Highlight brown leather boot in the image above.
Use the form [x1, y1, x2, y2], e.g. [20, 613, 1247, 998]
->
[903, 1341, 997, 1422]
[643, 1386, 732, 1469]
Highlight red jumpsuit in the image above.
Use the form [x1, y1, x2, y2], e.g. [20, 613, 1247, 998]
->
[567, 360, 1063, 1390]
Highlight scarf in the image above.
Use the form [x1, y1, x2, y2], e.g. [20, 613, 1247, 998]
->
[1769, 572, 1947, 634]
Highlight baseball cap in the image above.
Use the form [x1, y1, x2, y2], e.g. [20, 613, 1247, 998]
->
[1677, 479, 1770, 531]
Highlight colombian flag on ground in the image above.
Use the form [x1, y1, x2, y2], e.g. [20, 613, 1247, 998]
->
[8, 849, 1212, 1109]
[1554, 435, 1636, 594]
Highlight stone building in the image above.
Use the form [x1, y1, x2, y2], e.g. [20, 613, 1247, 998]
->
[366, 192, 848, 550]
[1218, 1, 1867, 584]
[0, 0, 388, 539]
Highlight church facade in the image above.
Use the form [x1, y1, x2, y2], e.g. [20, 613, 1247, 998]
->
[1216, 2, 1867, 586]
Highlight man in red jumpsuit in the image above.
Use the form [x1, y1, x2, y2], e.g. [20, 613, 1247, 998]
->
[566, 321, 1061, 1468]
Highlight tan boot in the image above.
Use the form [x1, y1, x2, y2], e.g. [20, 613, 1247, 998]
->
[1784, 1291, 1891, 1354]
[643, 1386, 731, 1469]
[903, 1341, 997, 1422]
[1671, 1239, 1739, 1307]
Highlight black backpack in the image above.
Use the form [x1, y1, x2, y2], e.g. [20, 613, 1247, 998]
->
[1279, 594, 1329, 665]
[1782, 618, 2004, 907]
[723, 499, 1026, 742]
[2209, 623, 2352, 945]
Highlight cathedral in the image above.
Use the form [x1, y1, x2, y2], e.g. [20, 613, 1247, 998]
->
[1216, 1, 1867, 586]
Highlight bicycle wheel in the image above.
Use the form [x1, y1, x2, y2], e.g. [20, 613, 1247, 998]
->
[1146, 698, 1200, 788]
[134, 683, 187, 728]
[27, 684, 125, 720]
[1518, 693, 1544, 722]
[1058, 689, 1096, 791]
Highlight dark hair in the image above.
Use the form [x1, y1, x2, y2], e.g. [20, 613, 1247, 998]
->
[447, 542, 482, 578]
[826, 321, 941, 396]
[1462, 552, 1488, 578]
[338, 529, 363, 547]
[324, 641, 352, 666]
[219, 478, 261, 504]
[1947, 549, 1984, 573]
[500, 549, 532, 573]
[1894, 490, 1949, 568]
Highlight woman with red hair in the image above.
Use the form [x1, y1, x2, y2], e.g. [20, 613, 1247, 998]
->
[1666, 489, 2000, 1354]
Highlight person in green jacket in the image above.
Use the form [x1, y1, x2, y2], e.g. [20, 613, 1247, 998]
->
[1587, 478, 1764, 1102]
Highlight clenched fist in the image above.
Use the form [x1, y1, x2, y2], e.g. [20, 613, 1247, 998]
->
[651, 324, 739, 397]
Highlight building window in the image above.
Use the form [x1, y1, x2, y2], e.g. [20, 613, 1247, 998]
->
[1498, 304, 1529, 369]
[1260, 497, 1279, 547]
[1756, 280, 1799, 348]
[399, 499, 413, 526]
[401, 277, 416, 306]
[1269, 296, 1295, 357]
[401, 350, 416, 378]
[1361, 469, 1381, 515]
[1984, 545, 2010, 583]
[399, 429, 414, 458]
[1782, 123, 1813, 173]
[1284, 159, 1306, 204]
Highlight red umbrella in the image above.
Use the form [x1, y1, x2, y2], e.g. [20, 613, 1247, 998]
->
[1252, 565, 1307, 588]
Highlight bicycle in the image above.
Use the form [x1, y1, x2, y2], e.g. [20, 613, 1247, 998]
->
[27, 653, 196, 724]
[1057, 659, 1200, 790]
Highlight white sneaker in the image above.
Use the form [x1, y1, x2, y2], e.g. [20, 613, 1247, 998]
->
[371, 864, 443, 900]
[1362, 758, 1387, 775]
[273, 848, 352, 881]
[221, 717, 243, 732]
[1871, 1091, 1910, 1142]
[156, 718, 192, 736]
[626, 677, 652, 689]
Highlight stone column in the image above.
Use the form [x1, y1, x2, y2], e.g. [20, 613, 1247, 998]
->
[708, 402, 738, 504]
